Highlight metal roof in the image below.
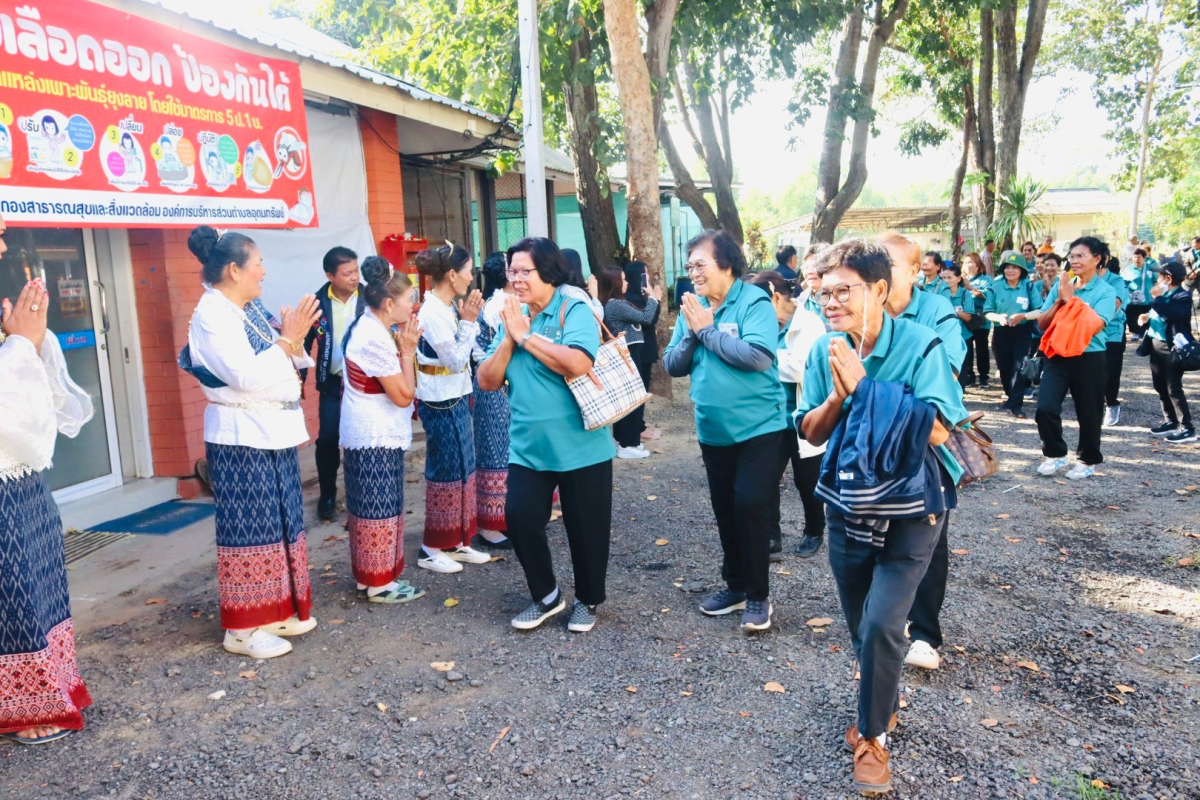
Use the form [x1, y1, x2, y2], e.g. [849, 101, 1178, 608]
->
[145, 2, 508, 126]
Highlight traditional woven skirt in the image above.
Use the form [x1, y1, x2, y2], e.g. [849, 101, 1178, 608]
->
[472, 378, 510, 532]
[0, 471, 92, 734]
[344, 447, 407, 588]
[207, 443, 312, 630]
[421, 397, 477, 549]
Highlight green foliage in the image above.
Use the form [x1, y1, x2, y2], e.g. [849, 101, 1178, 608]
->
[1151, 156, 1200, 242]
[991, 175, 1048, 244]
[898, 120, 950, 157]
[743, 218, 772, 269]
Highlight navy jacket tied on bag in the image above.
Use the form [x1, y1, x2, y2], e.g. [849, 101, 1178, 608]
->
[815, 377, 956, 546]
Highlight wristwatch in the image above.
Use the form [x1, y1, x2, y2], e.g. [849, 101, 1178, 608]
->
[518, 331, 533, 349]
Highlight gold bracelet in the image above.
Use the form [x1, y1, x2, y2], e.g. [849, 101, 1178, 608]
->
[277, 336, 301, 353]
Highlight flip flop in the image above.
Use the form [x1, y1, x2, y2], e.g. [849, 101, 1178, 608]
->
[367, 583, 425, 604]
[1, 729, 74, 746]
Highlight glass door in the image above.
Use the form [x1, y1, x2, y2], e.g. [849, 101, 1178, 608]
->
[0, 227, 121, 497]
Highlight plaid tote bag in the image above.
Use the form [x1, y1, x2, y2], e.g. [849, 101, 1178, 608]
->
[559, 301, 652, 431]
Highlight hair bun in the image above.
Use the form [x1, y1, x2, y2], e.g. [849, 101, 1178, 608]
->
[187, 225, 220, 265]
[414, 247, 447, 277]
[360, 255, 393, 285]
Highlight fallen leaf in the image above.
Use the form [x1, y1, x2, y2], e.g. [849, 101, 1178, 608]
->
[1036, 537, 1048, 543]
[489, 555, 507, 563]
[1059, 548, 1069, 555]
[898, 698, 908, 708]
[326, 619, 345, 625]
[1178, 557, 1195, 567]
[1082, 630, 1095, 637]
[1016, 660, 1039, 672]
[651, 448, 664, 454]
[646, 495, 658, 501]
[1029, 776, 1039, 785]
[1175, 489, 1191, 495]
[624, 686, 638, 693]
[1091, 779, 1110, 790]
[980, 718, 999, 727]
[963, 697, 973, 704]
[1187, 485, 1200, 492]
[1115, 684, 1135, 694]
[144, 597, 167, 605]
[488, 726, 511, 754]
[191, 610, 201, 618]
[1054, 479, 1067, 485]
[655, 539, 669, 546]
[1107, 505, 1122, 510]
[995, 513, 1011, 520]
[1152, 606, 1175, 615]
[211, 670, 225, 676]
[999, 585, 1013, 590]
[738, 711, 752, 717]
[1133, 646, 1145, 654]
[1005, 537, 1022, 543]
[775, 569, 792, 576]
[951, 548, 969, 556]
[376, 702, 388, 713]
[207, 690, 226, 701]
[948, 775, 964, 782]
[430, 661, 456, 672]
[443, 598, 459, 608]
[806, 617, 835, 627]
[992, 685, 1002, 692]
[953, 645, 966, 653]
[238, 670, 257, 680]
[680, 691, 694, 696]
[763, 681, 786, 694]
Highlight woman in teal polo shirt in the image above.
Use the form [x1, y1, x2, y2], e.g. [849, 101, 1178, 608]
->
[1122, 248, 1156, 338]
[1035, 237, 1118, 480]
[983, 251, 1041, 418]
[476, 237, 616, 634]
[664, 230, 788, 632]
[940, 264, 977, 386]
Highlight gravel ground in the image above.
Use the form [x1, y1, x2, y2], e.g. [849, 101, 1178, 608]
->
[2, 348, 1198, 799]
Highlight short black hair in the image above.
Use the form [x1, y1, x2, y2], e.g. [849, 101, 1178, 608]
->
[924, 251, 945, 268]
[775, 245, 797, 267]
[1069, 236, 1110, 263]
[941, 263, 962, 277]
[560, 248, 587, 290]
[985, 238, 995, 245]
[506, 237, 571, 287]
[686, 229, 745, 277]
[323, 246, 358, 276]
[815, 238, 893, 293]
[1134, 247, 1148, 258]
[1043, 252, 1062, 267]
[481, 251, 507, 299]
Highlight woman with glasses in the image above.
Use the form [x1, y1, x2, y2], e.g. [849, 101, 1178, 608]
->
[663, 230, 788, 632]
[477, 238, 616, 633]
[414, 244, 492, 573]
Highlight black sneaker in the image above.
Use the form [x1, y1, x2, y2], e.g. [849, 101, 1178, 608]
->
[511, 594, 566, 630]
[768, 533, 783, 562]
[978, 380, 990, 389]
[1166, 427, 1198, 444]
[1151, 421, 1179, 435]
[742, 600, 772, 631]
[793, 534, 824, 558]
[317, 497, 336, 523]
[699, 589, 746, 616]
[566, 600, 597, 632]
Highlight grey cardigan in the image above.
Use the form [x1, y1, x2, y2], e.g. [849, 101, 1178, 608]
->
[603, 297, 659, 346]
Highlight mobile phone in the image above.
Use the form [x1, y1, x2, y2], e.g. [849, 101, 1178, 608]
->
[642, 272, 650, 291]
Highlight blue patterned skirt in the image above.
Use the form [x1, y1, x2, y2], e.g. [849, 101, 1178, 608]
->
[0, 471, 91, 733]
[472, 378, 510, 532]
[344, 447, 407, 587]
[207, 443, 312, 630]
[420, 397, 477, 548]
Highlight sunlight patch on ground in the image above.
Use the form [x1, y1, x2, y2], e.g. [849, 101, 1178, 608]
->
[1077, 570, 1200, 628]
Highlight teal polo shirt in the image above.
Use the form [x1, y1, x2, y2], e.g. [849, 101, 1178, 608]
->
[1099, 270, 1130, 343]
[969, 276, 993, 329]
[916, 275, 951, 298]
[488, 287, 616, 472]
[983, 277, 1040, 318]
[1121, 265, 1155, 301]
[894, 288, 967, 374]
[1039, 274, 1118, 353]
[1146, 288, 1186, 341]
[665, 279, 788, 446]
[944, 286, 977, 341]
[796, 314, 969, 484]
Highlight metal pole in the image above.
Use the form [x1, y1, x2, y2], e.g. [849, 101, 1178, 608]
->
[517, 0, 548, 237]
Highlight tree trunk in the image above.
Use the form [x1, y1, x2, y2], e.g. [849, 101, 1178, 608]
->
[605, 0, 673, 394]
[680, 49, 743, 242]
[659, 118, 721, 230]
[973, 7, 996, 231]
[564, 27, 626, 273]
[811, 0, 910, 243]
[1129, 48, 1162, 237]
[993, 0, 1048, 204]
[949, 89, 974, 259]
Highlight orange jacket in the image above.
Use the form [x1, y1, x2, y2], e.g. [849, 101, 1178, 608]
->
[1041, 297, 1104, 358]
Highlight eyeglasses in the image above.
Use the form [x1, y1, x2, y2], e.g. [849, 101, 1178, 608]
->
[684, 259, 714, 275]
[815, 283, 868, 306]
[505, 268, 535, 280]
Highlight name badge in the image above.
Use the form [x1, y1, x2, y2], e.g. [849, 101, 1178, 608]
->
[539, 321, 564, 342]
[718, 322, 740, 338]
[1016, 296, 1029, 310]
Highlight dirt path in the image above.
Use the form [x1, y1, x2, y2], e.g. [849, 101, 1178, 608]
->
[2, 349, 1198, 799]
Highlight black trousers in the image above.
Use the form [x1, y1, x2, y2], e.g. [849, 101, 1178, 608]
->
[1035, 352, 1107, 465]
[699, 429, 784, 602]
[828, 512, 946, 739]
[908, 510, 950, 649]
[964, 329, 991, 383]
[636, 352, 654, 433]
[1149, 338, 1192, 428]
[316, 378, 344, 502]
[506, 460, 613, 606]
[992, 326, 1031, 411]
[1126, 304, 1150, 336]
[613, 343, 646, 447]
[1105, 339, 1126, 408]
[770, 432, 826, 539]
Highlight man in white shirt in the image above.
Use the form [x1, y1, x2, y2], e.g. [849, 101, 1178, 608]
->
[304, 247, 364, 522]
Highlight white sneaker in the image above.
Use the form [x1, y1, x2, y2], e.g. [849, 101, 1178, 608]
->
[1036, 457, 1068, 476]
[418, 548, 464, 573]
[904, 639, 940, 670]
[617, 446, 651, 459]
[223, 629, 292, 659]
[1103, 405, 1120, 427]
[446, 545, 490, 564]
[1065, 462, 1095, 480]
[261, 615, 317, 637]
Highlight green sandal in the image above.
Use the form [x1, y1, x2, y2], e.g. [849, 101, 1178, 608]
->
[367, 582, 425, 604]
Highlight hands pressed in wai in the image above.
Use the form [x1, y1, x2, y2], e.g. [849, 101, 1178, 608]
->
[680, 293, 714, 334]
[393, 321, 424, 357]
[2, 280, 50, 351]
[500, 295, 531, 344]
[828, 338, 867, 403]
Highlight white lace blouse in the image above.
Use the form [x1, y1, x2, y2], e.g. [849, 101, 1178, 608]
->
[340, 310, 414, 451]
[415, 292, 477, 403]
[0, 332, 93, 481]
[187, 287, 314, 450]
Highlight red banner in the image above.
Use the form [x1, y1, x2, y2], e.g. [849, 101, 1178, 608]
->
[0, 0, 318, 228]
